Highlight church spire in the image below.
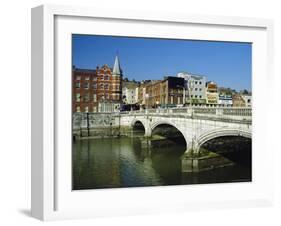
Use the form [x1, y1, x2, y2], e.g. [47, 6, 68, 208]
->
[112, 54, 122, 76]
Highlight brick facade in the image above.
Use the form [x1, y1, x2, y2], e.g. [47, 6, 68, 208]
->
[72, 64, 122, 113]
[138, 77, 185, 108]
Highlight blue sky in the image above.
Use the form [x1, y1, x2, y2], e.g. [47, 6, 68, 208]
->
[72, 34, 252, 91]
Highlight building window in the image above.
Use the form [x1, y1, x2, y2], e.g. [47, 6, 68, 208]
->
[84, 83, 89, 89]
[85, 106, 89, 112]
[195, 88, 198, 91]
[178, 97, 181, 104]
[76, 106, 80, 112]
[199, 81, 202, 85]
[93, 77, 97, 81]
[93, 106, 97, 112]
[100, 94, 105, 100]
[104, 75, 109, 81]
[105, 93, 109, 99]
[195, 95, 198, 98]
[92, 83, 97, 89]
[93, 94, 97, 102]
[75, 93, 81, 102]
[199, 88, 202, 91]
[191, 95, 193, 98]
[84, 94, 89, 102]
[104, 83, 109, 90]
[75, 82, 80, 89]
[76, 76, 81, 80]
[195, 81, 198, 84]
[100, 84, 104, 90]
[85, 76, 90, 80]
[199, 95, 202, 98]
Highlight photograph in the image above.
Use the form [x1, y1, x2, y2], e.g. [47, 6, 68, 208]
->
[71, 34, 252, 190]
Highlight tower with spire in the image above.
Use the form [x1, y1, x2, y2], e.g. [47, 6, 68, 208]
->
[112, 54, 122, 77]
[111, 54, 123, 111]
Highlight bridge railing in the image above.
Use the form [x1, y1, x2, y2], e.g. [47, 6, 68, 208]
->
[126, 106, 252, 117]
[73, 107, 252, 119]
[222, 107, 252, 116]
[193, 107, 216, 115]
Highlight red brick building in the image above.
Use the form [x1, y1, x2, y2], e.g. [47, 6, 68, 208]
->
[138, 76, 185, 108]
[72, 56, 122, 112]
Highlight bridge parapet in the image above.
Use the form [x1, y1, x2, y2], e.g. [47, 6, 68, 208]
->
[126, 107, 251, 116]
[124, 107, 251, 122]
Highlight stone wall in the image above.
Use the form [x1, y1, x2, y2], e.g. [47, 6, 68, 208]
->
[73, 112, 136, 139]
[73, 113, 121, 139]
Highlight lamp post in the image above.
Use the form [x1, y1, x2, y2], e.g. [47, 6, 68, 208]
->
[145, 93, 149, 112]
[188, 80, 194, 107]
[183, 86, 185, 106]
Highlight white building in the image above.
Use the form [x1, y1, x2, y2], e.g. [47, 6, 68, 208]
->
[218, 94, 233, 106]
[98, 102, 121, 112]
[242, 95, 252, 107]
[122, 81, 139, 104]
[177, 72, 207, 104]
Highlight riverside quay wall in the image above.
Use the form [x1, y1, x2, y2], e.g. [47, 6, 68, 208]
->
[72, 112, 132, 139]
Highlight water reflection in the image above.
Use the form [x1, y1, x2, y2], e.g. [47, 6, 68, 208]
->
[72, 136, 251, 190]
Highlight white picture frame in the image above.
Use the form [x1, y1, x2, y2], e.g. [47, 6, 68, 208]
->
[31, 4, 274, 221]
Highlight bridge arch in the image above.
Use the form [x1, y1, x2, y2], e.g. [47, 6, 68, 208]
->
[130, 118, 148, 136]
[150, 120, 188, 147]
[194, 128, 251, 153]
[131, 118, 146, 128]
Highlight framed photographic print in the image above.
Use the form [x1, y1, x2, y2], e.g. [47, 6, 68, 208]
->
[31, 4, 274, 221]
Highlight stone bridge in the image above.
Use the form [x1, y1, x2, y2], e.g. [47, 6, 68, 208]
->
[119, 107, 251, 154]
[73, 107, 252, 172]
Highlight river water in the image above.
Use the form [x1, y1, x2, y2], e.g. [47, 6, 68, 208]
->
[72, 136, 251, 190]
